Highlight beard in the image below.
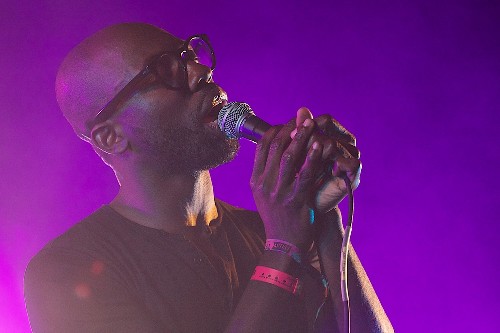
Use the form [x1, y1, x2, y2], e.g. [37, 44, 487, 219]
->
[132, 120, 240, 175]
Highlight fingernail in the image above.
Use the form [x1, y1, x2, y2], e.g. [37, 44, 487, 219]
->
[313, 141, 320, 149]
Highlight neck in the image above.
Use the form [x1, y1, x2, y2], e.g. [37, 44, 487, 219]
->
[110, 169, 218, 233]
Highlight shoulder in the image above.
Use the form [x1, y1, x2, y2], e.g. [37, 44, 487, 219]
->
[25, 206, 125, 284]
[25, 207, 105, 270]
[24, 207, 167, 332]
[32, 206, 119, 255]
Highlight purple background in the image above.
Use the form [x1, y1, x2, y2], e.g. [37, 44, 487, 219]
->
[1, 0, 499, 332]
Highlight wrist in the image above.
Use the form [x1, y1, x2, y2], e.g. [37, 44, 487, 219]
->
[251, 266, 303, 297]
[259, 250, 303, 278]
[264, 231, 313, 253]
[316, 208, 344, 245]
[265, 239, 305, 264]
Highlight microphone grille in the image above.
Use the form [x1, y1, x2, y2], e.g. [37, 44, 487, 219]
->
[217, 102, 254, 139]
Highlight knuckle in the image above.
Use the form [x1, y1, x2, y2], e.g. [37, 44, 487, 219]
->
[281, 151, 294, 165]
[320, 114, 333, 123]
[269, 189, 283, 202]
[250, 177, 268, 193]
[315, 116, 330, 130]
[254, 142, 265, 156]
[293, 128, 307, 141]
[318, 117, 336, 135]
[256, 182, 270, 195]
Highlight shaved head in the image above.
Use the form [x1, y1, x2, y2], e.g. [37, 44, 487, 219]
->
[56, 23, 239, 174]
[56, 23, 180, 138]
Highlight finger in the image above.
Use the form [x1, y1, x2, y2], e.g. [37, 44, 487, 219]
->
[278, 118, 316, 186]
[315, 115, 356, 145]
[291, 107, 313, 139]
[331, 157, 362, 190]
[314, 115, 335, 135]
[296, 107, 313, 128]
[323, 138, 360, 161]
[312, 115, 359, 159]
[337, 139, 360, 159]
[293, 142, 324, 203]
[303, 132, 357, 161]
[261, 119, 296, 189]
[251, 125, 282, 186]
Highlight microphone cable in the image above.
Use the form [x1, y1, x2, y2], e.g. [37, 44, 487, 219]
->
[340, 173, 353, 333]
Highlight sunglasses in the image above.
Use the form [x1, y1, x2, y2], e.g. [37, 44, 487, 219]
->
[82, 34, 216, 140]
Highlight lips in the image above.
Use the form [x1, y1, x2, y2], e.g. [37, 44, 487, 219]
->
[202, 92, 227, 124]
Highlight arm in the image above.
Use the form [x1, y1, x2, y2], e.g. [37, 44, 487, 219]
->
[316, 208, 394, 333]
[226, 118, 327, 332]
[293, 109, 393, 332]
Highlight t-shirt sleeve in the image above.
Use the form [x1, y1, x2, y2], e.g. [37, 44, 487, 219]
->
[24, 247, 168, 333]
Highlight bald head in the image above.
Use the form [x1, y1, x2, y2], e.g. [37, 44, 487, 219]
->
[56, 23, 181, 138]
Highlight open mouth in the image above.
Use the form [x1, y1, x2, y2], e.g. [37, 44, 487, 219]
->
[203, 95, 227, 123]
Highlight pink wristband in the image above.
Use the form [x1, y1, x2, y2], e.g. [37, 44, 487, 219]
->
[265, 239, 303, 263]
[251, 265, 302, 296]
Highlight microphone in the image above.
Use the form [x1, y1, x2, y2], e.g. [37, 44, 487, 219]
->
[217, 102, 271, 143]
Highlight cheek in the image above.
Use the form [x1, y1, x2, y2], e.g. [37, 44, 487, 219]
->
[146, 90, 193, 124]
[120, 88, 198, 144]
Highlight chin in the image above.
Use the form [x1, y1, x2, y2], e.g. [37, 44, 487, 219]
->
[201, 138, 240, 170]
[137, 122, 240, 174]
[153, 137, 240, 175]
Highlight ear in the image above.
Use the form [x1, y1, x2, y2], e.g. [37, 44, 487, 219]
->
[90, 121, 129, 154]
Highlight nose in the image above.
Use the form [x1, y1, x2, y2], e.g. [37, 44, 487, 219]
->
[186, 61, 213, 92]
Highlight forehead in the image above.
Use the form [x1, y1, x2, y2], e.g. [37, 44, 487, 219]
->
[118, 28, 184, 65]
[55, 23, 187, 134]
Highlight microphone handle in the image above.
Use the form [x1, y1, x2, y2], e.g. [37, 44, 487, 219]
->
[239, 114, 272, 143]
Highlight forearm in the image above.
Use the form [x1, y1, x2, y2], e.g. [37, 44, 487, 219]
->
[225, 250, 309, 332]
[317, 208, 394, 333]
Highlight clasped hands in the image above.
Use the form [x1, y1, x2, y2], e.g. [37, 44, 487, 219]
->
[250, 107, 361, 252]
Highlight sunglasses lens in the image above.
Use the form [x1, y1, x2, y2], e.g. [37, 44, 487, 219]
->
[154, 36, 215, 89]
[188, 37, 214, 69]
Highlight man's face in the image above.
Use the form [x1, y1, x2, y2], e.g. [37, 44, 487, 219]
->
[117, 32, 240, 174]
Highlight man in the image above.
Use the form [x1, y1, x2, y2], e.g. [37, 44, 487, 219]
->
[24, 23, 393, 332]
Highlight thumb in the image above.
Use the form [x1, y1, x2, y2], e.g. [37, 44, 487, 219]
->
[291, 107, 314, 139]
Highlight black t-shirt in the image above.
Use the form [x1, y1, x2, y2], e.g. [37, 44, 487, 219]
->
[25, 200, 266, 333]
